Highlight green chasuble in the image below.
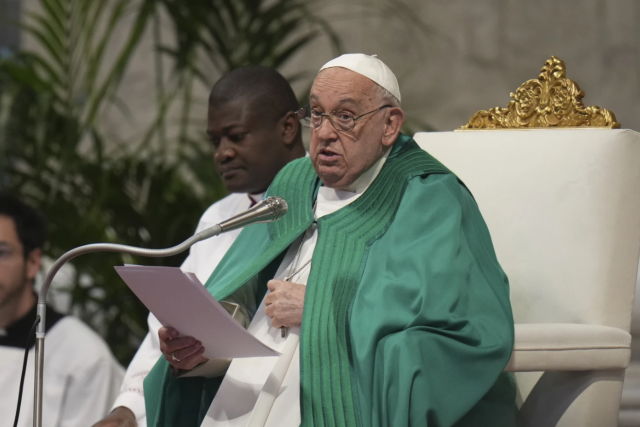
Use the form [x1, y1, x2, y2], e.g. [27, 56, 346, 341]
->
[144, 134, 516, 427]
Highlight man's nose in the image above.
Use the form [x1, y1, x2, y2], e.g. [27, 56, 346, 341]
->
[214, 138, 236, 162]
[315, 115, 338, 141]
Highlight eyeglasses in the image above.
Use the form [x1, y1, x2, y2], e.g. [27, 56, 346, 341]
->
[296, 104, 392, 132]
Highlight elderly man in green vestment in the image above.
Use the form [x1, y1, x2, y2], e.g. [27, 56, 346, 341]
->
[144, 54, 516, 427]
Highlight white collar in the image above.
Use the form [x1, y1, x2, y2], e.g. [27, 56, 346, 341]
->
[248, 192, 265, 204]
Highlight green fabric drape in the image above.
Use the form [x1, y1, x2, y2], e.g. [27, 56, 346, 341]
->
[144, 134, 515, 427]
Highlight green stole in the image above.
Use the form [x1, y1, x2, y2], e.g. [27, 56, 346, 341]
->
[144, 134, 453, 426]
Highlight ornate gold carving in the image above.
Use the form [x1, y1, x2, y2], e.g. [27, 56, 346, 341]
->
[461, 56, 621, 129]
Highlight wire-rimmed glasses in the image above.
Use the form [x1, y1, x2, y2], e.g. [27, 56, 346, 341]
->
[296, 104, 391, 132]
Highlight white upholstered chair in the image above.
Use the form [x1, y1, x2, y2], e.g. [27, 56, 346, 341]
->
[415, 128, 640, 426]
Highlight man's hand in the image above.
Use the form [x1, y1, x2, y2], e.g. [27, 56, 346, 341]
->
[158, 326, 208, 371]
[91, 407, 137, 427]
[264, 280, 306, 328]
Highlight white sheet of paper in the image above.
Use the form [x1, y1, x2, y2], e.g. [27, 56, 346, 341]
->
[115, 265, 279, 359]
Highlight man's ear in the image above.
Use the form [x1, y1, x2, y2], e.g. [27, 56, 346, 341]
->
[25, 248, 42, 283]
[381, 107, 405, 148]
[280, 111, 300, 146]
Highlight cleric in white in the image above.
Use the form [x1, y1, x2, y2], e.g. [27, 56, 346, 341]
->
[0, 194, 124, 427]
[97, 66, 306, 427]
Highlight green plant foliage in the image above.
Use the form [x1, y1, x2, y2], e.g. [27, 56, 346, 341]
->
[156, 0, 344, 154]
[159, 0, 342, 83]
[0, 45, 226, 363]
[0, 0, 222, 364]
[0, 0, 343, 364]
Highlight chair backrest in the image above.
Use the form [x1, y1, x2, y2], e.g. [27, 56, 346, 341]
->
[415, 129, 640, 332]
[415, 129, 640, 426]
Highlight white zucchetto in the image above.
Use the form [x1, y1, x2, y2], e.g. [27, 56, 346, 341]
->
[319, 53, 401, 102]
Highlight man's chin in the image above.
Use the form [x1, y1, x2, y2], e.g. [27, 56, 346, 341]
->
[317, 172, 351, 189]
[0, 290, 14, 308]
[224, 181, 248, 193]
[221, 171, 248, 193]
[224, 179, 266, 195]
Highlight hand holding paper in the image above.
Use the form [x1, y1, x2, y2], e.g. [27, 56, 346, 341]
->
[115, 265, 279, 360]
[158, 326, 207, 371]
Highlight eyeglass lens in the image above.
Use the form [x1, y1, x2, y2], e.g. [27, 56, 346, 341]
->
[298, 106, 355, 131]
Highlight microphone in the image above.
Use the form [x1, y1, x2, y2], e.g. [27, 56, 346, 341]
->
[218, 195, 288, 233]
[29, 196, 287, 427]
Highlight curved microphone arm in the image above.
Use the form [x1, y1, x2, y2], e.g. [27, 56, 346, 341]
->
[32, 196, 287, 427]
[36, 195, 288, 327]
[36, 225, 223, 316]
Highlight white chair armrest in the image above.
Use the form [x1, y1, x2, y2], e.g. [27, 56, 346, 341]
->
[504, 323, 631, 372]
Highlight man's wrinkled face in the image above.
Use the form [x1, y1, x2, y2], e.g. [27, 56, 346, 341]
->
[207, 98, 286, 194]
[0, 216, 35, 309]
[309, 68, 389, 189]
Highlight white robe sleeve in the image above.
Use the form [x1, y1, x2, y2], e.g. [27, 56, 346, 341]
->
[110, 194, 250, 420]
[111, 246, 201, 419]
[111, 219, 209, 420]
[110, 312, 163, 423]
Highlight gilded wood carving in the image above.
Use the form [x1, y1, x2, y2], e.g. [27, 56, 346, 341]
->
[461, 56, 621, 129]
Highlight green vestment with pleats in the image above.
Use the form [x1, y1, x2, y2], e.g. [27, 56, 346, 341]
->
[143, 134, 516, 427]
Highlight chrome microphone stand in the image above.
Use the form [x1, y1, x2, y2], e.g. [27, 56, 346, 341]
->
[32, 196, 287, 427]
